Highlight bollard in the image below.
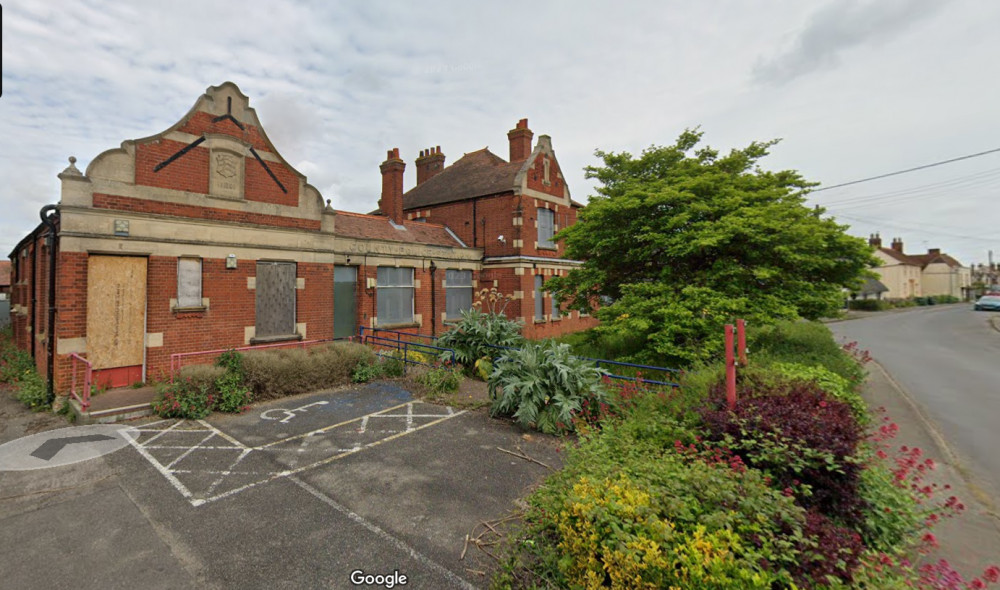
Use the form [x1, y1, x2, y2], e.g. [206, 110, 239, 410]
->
[725, 324, 737, 411]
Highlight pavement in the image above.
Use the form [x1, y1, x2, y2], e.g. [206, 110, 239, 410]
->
[861, 351, 1000, 580]
[0, 381, 562, 589]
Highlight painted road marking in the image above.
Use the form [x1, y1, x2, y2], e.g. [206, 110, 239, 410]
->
[0, 425, 132, 471]
[260, 400, 330, 424]
[125, 402, 465, 507]
[291, 476, 477, 590]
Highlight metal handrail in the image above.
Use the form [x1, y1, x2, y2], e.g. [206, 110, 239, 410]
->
[483, 343, 681, 388]
[69, 353, 93, 411]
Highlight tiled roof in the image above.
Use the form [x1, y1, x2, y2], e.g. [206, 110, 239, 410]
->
[402, 148, 523, 209]
[878, 247, 921, 265]
[879, 248, 964, 268]
[0, 261, 9, 286]
[333, 210, 465, 248]
[859, 277, 889, 295]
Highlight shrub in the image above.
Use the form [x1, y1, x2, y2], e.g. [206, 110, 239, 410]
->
[789, 510, 865, 586]
[242, 342, 375, 399]
[770, 361, 869, 425]
[856, 462, 923, 552]
[351, 360, 382, 383]
[701, 382, 865, 524]
[848, 299, 890, 311]
[153, 378, 214, 419]
[508, 419, 805, 588]
[435, 308, 524, 367]
[488, 340, 609, 434]
[749, 320, 866, 386]
[415, 364, 461, 393]
[177, 364, 225, 395]
[15, 370, 50, 412]
[0, 345, 36, 385]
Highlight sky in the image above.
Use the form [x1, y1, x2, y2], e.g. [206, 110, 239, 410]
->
[2, 0, 999, 267]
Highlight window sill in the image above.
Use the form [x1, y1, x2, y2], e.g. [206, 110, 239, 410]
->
[533, 318, 547, 324]
[249, 333, 303, 345]
[376, 321, 420, 330]
[173, 306, 207, 314]
[537, 246, 558, 252]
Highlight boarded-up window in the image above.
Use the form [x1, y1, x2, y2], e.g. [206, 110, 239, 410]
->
[534, 275, 544, 321]
[538, 208, 555, 248]
[551, 290, 561, 319]
[377, 267, 413, 326]
[445, 270, 473, 320]
[256, 261, 296, 338]
[177, 258, 202, 308]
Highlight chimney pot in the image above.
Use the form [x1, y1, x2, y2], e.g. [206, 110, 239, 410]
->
[415, 145, 447, 186]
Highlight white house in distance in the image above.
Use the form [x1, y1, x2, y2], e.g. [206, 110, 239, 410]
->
[869, 234, 972, 300]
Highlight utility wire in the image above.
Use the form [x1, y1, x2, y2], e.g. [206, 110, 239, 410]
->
[817, 166, 1000, 206]
[811, 147, 1000, 193]
[835, 213, 997, 243]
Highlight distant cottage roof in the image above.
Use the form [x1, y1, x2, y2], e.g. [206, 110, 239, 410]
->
[402, 148, 524, 210]
[858, 277, 889, 295]
[333, 210, 466, 248]
[878, 247, 964, 269]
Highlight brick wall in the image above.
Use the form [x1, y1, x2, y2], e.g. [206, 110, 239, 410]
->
[93, 194, 321, 230]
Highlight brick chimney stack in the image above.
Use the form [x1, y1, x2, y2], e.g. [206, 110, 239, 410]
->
[928, 248, 941, 256]
[415, 146, 446, 185]
[891, 237, 904, 253]
[868, 233, 882, 248]
[508, 118, 533, 162]
[379, 148, 405, 224]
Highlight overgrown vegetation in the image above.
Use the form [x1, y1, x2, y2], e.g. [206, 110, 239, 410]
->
[153, 342, 376, 419]
[495, 320, 998, 589]
[0, 326, 51, 411]
[435, 307, 524, 368]
[488, 340, 609, 434]
[848, 295, 961, 311]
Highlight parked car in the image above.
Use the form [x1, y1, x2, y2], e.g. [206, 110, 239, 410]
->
[974, 295, 1000, 311]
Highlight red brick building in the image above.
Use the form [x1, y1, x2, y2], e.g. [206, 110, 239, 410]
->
[384, 118, 598, 339]
[7, 82, 594, 395]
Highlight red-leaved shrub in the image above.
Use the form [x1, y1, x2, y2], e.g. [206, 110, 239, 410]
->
[701, 380, 865, 524]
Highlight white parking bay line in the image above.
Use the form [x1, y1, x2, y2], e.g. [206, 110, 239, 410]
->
[127, 403, 466, 507]
[290, 476, 477, 590]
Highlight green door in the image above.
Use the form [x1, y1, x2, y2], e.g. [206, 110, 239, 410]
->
[334, 266, 357, 339]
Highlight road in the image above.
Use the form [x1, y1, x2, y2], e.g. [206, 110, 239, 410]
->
[829, 305, 1000, 505]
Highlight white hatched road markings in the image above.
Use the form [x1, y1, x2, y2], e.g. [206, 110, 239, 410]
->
[123, 402, 464, 507]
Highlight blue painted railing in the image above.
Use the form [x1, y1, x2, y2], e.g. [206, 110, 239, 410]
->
[358, 327, 456, 372]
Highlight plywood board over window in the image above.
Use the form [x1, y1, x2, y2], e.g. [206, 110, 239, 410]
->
[86, 255, 147, 386]
[177, 258, 202, 308]
[255, 261, 297, 340]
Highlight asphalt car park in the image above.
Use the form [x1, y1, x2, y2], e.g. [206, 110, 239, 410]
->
[0, 383, 562, 589]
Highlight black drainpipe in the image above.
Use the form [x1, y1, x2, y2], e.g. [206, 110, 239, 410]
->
[429, 261, 437, 337]
[40, 205, 59, 401]
[30, 233, 39, 359]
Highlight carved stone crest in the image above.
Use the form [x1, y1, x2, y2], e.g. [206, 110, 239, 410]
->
[209, 149, 244, 199]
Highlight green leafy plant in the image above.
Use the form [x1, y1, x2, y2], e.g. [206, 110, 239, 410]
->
[435, 307, 524, 367]
[351, 360, 383, 383]
[488, 340, 609, 434]
[770, 361, 870, 425]
[152, 378, 214, 419]
[212, 350, 251, 413]
[415, 364, 461, 394]
[15, 370, 50, 412]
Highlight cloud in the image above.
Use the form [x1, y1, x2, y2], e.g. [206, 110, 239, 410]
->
[753, 0, 943, 85]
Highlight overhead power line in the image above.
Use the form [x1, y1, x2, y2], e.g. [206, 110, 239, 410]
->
[811, 147, 1000, 193]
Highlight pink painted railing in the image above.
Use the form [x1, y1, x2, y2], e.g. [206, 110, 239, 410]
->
[170, 339, 338, 381]
[69, 353, 93, 411]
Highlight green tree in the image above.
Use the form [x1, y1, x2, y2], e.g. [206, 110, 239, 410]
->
[547, 129, 876, 365]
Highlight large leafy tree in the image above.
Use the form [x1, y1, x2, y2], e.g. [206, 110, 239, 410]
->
[547, 130, 876, 365]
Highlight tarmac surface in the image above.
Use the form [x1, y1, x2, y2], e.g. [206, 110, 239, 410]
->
[0, 382, 561, 589]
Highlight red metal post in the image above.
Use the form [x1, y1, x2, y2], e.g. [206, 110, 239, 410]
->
[737, 319, 747, 366]
[725, 324, 737, 411]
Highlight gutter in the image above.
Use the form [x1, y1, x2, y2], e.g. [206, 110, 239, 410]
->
[39, 205, 59, 401]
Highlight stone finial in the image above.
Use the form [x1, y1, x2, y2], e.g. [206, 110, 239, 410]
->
[58, 156, 84, 179]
